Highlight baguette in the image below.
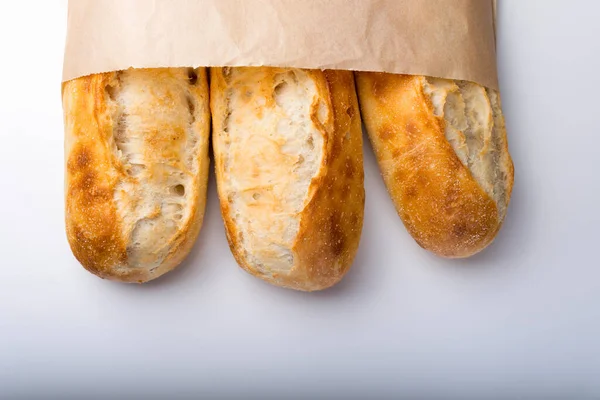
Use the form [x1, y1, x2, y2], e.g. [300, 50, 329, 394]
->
[62, 67, 210, 282]
[210, 67, 365, 291]
[355, 73, 514, 258]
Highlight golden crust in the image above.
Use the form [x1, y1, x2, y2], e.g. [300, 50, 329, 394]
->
[211, 68, 365, 291]
[287, 70, 365, 290]
[64, 73, 128, 279]
[356, 73, 514, 258]
[63, 68, 210, 282]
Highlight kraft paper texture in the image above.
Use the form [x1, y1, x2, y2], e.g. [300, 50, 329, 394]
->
[63, 0, 498, 89]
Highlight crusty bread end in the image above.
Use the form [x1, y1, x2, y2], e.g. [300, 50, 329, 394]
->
[211, 67, 365, 291]
[356, 73, 514, 258]
[63, 68, 210, 282]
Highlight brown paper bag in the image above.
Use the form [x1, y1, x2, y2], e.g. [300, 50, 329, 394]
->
[63, 0, 498, 89]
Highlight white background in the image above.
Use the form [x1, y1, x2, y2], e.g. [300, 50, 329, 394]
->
[1, 1, 599, 399]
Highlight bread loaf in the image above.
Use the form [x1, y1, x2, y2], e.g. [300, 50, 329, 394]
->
[63, 67, 210, 282]
[355, 73, 514, 258]
[210, 67, 365, 291]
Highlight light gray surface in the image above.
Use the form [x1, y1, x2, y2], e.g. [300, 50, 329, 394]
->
[0, 1, 598, 398]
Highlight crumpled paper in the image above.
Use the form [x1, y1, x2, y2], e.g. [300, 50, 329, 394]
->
[63, 0, 498, 89]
